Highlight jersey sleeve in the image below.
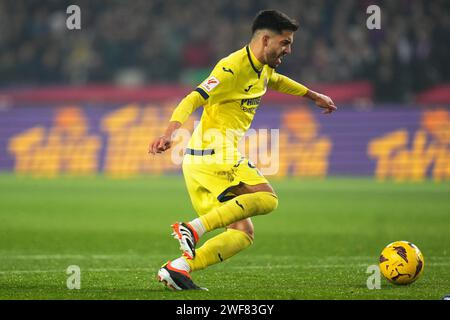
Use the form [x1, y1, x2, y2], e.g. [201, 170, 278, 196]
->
[170, 60, 237, 124]
[195, 60, 237, 105]
[268, 71, 309, 96]
[170, 90, 205, 124]
[170, 91, 205, 124]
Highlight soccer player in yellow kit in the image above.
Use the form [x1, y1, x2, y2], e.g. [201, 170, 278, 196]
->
[150, 10, 337, 290]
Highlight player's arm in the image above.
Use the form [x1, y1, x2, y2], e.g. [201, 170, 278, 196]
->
[268, 72, 337, 114]
[149, 61, 236, 155]
[149, 91, 205, 154]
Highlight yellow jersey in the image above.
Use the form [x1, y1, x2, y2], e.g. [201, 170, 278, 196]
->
[171, 46, 308, 161]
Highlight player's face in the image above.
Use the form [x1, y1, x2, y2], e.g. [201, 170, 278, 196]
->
[264, 30, 294, 68]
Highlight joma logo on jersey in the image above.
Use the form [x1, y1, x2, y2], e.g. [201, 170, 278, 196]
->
[240, 97, 261, 114]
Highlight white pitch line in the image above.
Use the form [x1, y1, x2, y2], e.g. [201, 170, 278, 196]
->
[2, 254, 448, 260]
[230, 264, 369, 270]
[0, 254, 163, 260]
[0, 255, 87, 260]
[1, 262, 448, 275]
[0, 267, 150, 275]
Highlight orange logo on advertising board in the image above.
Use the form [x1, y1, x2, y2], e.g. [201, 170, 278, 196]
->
[8, 107, 100, 177]
[277, 107, 332, 178]
[368, 108, 449, 182]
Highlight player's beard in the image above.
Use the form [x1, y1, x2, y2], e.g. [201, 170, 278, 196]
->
[267, 50, 284, 68]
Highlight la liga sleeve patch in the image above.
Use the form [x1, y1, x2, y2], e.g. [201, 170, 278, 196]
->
[200, 76, 220, 92]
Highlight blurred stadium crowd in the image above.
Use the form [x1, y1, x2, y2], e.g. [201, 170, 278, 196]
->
[0, 0, 449, 102]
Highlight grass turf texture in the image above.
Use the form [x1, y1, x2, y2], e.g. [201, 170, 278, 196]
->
[0, 174, 449, 300]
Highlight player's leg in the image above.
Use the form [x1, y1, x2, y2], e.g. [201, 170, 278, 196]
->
[159, 215, 253, 290]
[164, 157, 277, 287]
[183, 218, 254, 272]
[228, 217, 254, 241]
[216, 181, 272, 242]
[158, 166, 212, 290]
[173, 154, 278, 256]
[172, 182, 276, 259]
[184, 183, 268, 262]
[175, 181, 275, 272]
[162, 184, 275, 286]
[230, 181, 276, 197]
[189, 182, 278, 238]
[160, 202, 253, 290]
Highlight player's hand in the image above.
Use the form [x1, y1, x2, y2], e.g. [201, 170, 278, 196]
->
[149, 135, 172, 154]
[314, 93, 337, 114]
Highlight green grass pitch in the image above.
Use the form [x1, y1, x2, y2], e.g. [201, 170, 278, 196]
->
[0, 174, 449, 300]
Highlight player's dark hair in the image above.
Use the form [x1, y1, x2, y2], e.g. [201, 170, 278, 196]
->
[251, 10, 299, 35]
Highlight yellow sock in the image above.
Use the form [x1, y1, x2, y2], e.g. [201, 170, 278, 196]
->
[199, 192, 278, 232]
[185, 228, 253, 272]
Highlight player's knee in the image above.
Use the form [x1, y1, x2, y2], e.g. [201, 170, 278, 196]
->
[240, 227, 254, 242]
[256, 192, 278, 215]
[244, 224, 255, 241]
[246, 230, 254, 241]
[228, 219, 254, 241]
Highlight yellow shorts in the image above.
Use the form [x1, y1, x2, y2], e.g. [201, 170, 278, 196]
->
[182, 153, 268, 216]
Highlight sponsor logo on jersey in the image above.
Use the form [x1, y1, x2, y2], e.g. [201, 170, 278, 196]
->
[240, 96, 261, 114]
